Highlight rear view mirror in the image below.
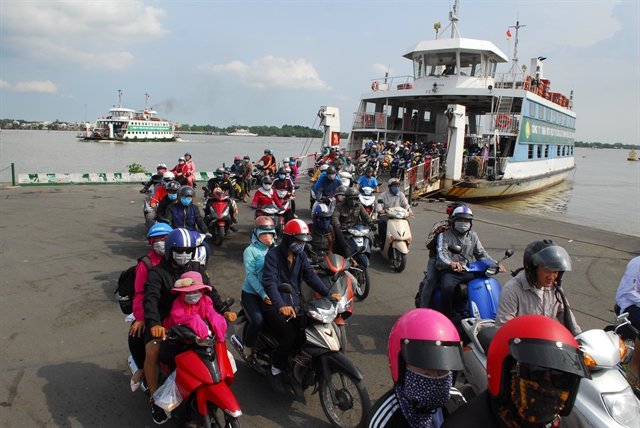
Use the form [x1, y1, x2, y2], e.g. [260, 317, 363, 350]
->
[448, 244, 463, 254]
[278, 283, 294, 293]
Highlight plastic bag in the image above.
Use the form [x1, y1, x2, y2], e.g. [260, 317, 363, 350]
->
[153, 371, 183, 412]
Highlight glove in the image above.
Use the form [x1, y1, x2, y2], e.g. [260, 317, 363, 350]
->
[223, 312, 237, 323]
[205, 233, 212, 239]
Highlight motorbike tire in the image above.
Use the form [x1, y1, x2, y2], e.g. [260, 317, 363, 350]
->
[207, 401, 242, 428]
[215, 225, 224, 247]
[319, 367, 371, 428]
[353, 266, 370, 301]
[338, 324, 348, 354]
[390, 248, 407, 272]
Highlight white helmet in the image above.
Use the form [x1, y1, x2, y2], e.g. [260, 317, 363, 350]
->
[319, 164, 330, 172]
[163, 171, 175, 181]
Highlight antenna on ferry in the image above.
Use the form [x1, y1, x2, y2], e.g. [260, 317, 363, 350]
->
[440, 0, 461, 39]
[118, 89, 123, 108]
[508, 17, 526, 78]
[145, 93, 149, 110]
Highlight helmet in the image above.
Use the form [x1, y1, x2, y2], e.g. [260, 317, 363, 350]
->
[264, 149, 269, 154]
[163, 172, 175, 182]
[284, 166, 291, 174]
[388, 178, 400, 187]
[451, 206, 473, 221]
[446, 201, 468, 217]
[215, 167, 225, 176]
[184, 152, 191, 157]
[261, 176, 273, 185]
[223, 168, 231, 176]
[234, 155, 242, 161]
[347, 156, 352, 161]
[319, 164, 330, 172]
[157, 163, 167, 171]
[254, 216, 276, 236]
[243, 155, 250, 160]
[179, 157, 186, 162]
[289, 158, 295, 165]
[312, 203, 333, 222]
[367, 141, 374, 147]
[178, 186, 195, 198]
[486, 315, 590, 415]
[523, 240, 572, 285]
[365, 166, 374, 174]
[164, 228, 196, 260]
[330, 147, 336, 152]
[147, 223, 173, 239]
[326, 166, 337, 175]
[165, 180, 180, 191]
[388, 309, 462, 383]
[283, 219, 312, 242]
[345, 187, 359, 199]
[269, 149, 274, 155]
[277, 167, 287, 176]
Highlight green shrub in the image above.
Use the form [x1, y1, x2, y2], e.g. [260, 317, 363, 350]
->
[127, 163, 147, 173]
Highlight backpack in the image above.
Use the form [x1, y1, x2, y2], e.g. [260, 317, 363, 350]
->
[115, 256, 152, 315]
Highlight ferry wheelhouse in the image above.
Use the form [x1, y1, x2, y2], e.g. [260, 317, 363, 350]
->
[344, 2, 576, 199]
[78, 92, 176, 142]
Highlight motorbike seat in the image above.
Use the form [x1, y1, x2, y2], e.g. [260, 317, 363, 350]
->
[478, 326, 497, 354]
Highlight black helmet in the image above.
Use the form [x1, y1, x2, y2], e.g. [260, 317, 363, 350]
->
[277, 167, 287, 176]
[261, 176, 273, 185]
[215, 167, 225, 176]
[365, 166, 374, 174]
[335, 185, 347, 196]
[345, 187, 359, 199]
[523, 240, 572, 285]
[179, 186, 195, 198]
[165, 180, 180, 192]
[326, 166, 337, 175]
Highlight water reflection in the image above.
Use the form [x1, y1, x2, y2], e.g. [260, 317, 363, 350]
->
[479, 180, 574, 218]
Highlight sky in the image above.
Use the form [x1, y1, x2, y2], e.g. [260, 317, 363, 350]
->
[1, 0, 638, 144]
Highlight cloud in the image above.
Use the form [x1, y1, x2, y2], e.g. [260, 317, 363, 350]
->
[207, 56, 332, 91]
[12, 81, 58, 93]
[0, 80, 10, 89]
[3, 0, 167, 69]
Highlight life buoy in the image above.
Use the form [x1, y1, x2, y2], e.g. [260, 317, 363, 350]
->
[361, 114, 371, 126]
[496, 114, 510, 128]
[524, 76, 531, 91]
[371, 81, 379, 92]
[376, 114, 384, 126]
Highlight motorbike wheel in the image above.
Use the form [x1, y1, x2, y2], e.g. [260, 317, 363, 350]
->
[390, 248, 407, 272]
[338, 324, 348, 354]
[319, 368, 371, 428]
[353, 266, 370, 301]
[207, 402, 242, 428]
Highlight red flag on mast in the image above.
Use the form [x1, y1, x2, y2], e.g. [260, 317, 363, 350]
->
[506, 29, 512, 40]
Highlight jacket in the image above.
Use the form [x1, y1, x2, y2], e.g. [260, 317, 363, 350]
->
[376, 190, 410, 213]
[332, 201, 374, 228]
[184, 160, 195, 177]
[262, 243, 330, 311]
[273, 177, 294, 193]
[251, 188, 283, 208]
[315, 177, 343, 199]
[435, 227, 494, 272]
[133, 251, 164, 322]
[143, 258, 224, 328]
[230, 162, 247, 177]
[290, 164, 299, 182]
[163, 293, 227, 341]
[242, 235, 271, 299]
[162, 203, 208, 233]
[308, 224, 352, 259]
[151, 186, 167, 205]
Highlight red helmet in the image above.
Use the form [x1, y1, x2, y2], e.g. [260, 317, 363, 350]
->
[283, 219, 312, 242]
[388, 309, 462, 383]
[487, 315, 590, 414]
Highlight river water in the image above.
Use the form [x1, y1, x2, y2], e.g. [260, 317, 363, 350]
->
[1, 130, 638, 237]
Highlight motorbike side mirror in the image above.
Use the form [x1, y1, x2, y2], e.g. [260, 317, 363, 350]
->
[224, 297, 235, 308]
[305, 243, 315, 255]
[448, 244, 463, 254]
[278, 283, 294, 294]
[294, 185, 300, 190]
[504, 249, 514, 258]
[411, 202, 419, 207]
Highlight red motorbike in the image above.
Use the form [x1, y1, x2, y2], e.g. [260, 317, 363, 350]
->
[204, 189, 233, 246]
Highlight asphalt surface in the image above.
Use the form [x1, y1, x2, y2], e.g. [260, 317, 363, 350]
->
[1, 179, 638, 428]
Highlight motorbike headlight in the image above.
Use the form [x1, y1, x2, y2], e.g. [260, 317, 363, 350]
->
[308, 304, 338, 324]
[394, 211, 405, 219]
[222, 207, 230, 217]
[485, 265, 498, 276]
[601, 388, 640, 427]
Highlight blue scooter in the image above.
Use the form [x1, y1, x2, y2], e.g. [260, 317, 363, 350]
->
[424, 245, 513, 320]
[343, 224, 373, 300]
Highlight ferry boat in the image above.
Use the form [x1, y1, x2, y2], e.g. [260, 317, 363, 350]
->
[344, 0, 576, 200]
[628, 149, 638, 162]
[227, 128, 258, 137]
[77, 91, 176, 142]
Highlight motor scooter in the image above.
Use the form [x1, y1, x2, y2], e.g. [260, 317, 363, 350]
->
[606, 309, 640, 398]
[374, 206, 412, 272]
[339, 171, 353, 188]
[342, 225, 372, 300]
[358, 187, 376, 221]
[203, 190, 233, 247]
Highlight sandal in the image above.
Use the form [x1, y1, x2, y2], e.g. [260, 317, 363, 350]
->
[622, 364, 640, 390]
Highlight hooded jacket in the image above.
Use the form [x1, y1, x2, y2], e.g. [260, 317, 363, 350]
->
[435, 227, 493, 272]
[251, 187, 283, 208]
[242, 234, 271, 299]
[163, 292, 227, 341]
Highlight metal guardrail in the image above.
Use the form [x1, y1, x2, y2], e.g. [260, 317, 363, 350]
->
[402, 158, 440, 193]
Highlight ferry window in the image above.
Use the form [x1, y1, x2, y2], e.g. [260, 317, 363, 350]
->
[487, 58, 497, 78]
[552, 110, 557, 123]
[528, 101, 536, 117]
[571, 146, 574, 155]
[424, 52, 456, 76]
[557, 146, 561, 156]
[562, 146, 566, 156]
[544, 145, 549, 157]
[538, 106, 544, 119]
[546, 108, 551, 121]
[537, 145, 542, 158]
[528, 145, 534, 159]
[413, 55, 424, 78]
[459, 52, 481, 76]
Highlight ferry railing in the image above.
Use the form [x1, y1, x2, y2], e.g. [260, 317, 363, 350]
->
[369, 75, 414, 92]
[402, 158, 440, 194]
[352, 112, 388, 130]
[462, 155, 505, 180]
[487, 113, 520, 134]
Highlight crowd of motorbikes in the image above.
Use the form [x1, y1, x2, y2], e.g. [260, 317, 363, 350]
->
[133, 149, 639, 428]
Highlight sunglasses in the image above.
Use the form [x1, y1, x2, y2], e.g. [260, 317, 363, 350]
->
[516, 362, 578, 391]
[173, 247, 195, 255]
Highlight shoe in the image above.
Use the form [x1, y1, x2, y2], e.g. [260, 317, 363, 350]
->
[243, 196, 247, 203]
[267, 369, 288, 395]
[130, 378, 142, 392]
[293, 214, 299, 219]
[247, 354, 266, 375]
[230, 225, 238, 232]
[623, 364, 640, 390]
[150, 399, 169, 425]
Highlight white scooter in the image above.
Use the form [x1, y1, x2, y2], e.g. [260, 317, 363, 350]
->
[358, 187, 376, 220]
[375, 206, 412, 272]
[460, 317, 640, 428]
[339, 171, 353, 188]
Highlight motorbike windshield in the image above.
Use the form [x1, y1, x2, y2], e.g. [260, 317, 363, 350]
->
[401, 339, 464, 371]
[508, 338, 590, 379]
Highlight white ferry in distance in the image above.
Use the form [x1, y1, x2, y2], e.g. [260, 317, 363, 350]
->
[227, 128, 258, 137]
[78, 91, 176, 142]
[344, 0, 576, 199]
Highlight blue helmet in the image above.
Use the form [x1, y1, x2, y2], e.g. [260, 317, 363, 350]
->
[269, 149, 274, 155]
[164, 228, 196, 260]
[184, 152, 192, 157]
[312, 203, 332, 222]
[147, 223, 173, 239]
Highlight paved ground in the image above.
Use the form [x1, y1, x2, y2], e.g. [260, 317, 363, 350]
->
[1, 180, 638, 428]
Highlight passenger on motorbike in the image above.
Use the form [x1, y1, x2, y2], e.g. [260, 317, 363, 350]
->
[375, 178, 413, 247]
[367, 309, 466, 428]
[143, 228, 234, 424]
[314, 166, 343, 200]
[441, 315, 591, 428]
[230, 156, 248, 202]
[273, 167, 294, 221]
[155, 180, 180, 220]
[129, 223, 173, 393]
[332, 187, 376, 230]
[308, 204, 351, 259]
[251, 176, 283, 209]
[182, 152, 196, 187]
[356, 167, 379, 193]
[495, 240, 580, 331]
[288, 158, 299, 183]
[241, 217, 275, 368]
[334, 185, 347, 205]
[615, 256, 640, 390]
[435, 206, 504, 321]
[170, 157, 187, 182]
[140, 163, 168, 193]
[243, 155, 252, 194]
[340, 156, 356, 175]
[261, 220, 341, 394]
[207, 167, 235, 197]
[311, 163, 329, 183]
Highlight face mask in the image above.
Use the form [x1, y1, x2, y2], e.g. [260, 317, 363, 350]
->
[244, 159, 249, 163]
[263, 184, 272, 190]
[168, 193, 178, 201]
[454, 222, 471, 233]
[289, 241, 305, 254]
[279, 174, 286, 180]
[347, 199, 358, 208]
[390, 187, 399, 195]
[180, 197, 192, 206]
[184, 291, 202, 305]
[173, 251, 193, 266]
[327, 174, 336, 180]
[395, 370, 453, 427]
[510, 373, 570, 424]
[153, 241, 165, 255]
[316, 219, 331, 231]
[336, 195, 345, 203]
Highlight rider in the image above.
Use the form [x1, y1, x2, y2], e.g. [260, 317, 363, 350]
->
[147, 172, 176, 227]
[314, 165, 343, 201]
[230, 156, 248, 202]
[364, 153, 381, 176]
[495, 240, 581, 332]
[261, 220, 341, 394]
[243, 155, 253, 195]
[143, 228, 234, 424]
[375, 178, 413, 247]
[308, 204, 351, 259]
[207, 167, 235, 197]
[340, 156, 356, 175]
[615, 256, 640, 390]
[273, 167, 295, 222]
[356, 167, 379, 193]
[170, 157, 187, 183]
[140, 163, 168, 193]
[155, 180, 181, 220]
[182, 152, 195, 187]
[332, 187, 376, 230]
[367, 309, 466, 428]
[241, 217, 275, 369]
[441, 315, 591, 428]
[259, 149, 274, 176]
[251, 176, 283, 210]
[129, 223, 173, 393]
[435, 206, 504, 321]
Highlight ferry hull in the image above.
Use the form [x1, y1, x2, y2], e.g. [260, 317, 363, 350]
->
[442, 166, 574, 200]
[78, 135, 177, 142]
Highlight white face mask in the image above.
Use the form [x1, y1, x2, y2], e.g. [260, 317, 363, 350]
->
[184, 291, 202, 305]
[454, 222, 471, 233]
[263, 184, 272, 190]
[153, 241, 165, 255]
[173, 252, 193, 266]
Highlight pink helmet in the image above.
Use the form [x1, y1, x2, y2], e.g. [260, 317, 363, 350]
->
[388, 309, 463, 383]
[234, 155, 242, 161]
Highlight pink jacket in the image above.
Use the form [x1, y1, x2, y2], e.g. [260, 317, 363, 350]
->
[132, 251, 164, 321]
[184, 160, 195, 178]
[163, 293, 227, 341]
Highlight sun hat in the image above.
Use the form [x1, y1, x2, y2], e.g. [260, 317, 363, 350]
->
[171, 271, 212, 293]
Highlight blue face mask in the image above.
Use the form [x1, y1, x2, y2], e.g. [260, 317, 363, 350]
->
[316, 219, 331, 231]
[180, 197, 192, 205]
[168, 193, 178, 201]
[289, 241, 305, 254]
[279, 174, 286, 180]
[390, 187, 399, 195]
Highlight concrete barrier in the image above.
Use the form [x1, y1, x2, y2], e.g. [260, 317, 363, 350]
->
[18, 171, 218, 186]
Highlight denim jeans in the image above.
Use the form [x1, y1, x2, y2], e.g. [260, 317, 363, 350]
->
[420, 257, 438, 308]
[241, 291, 265, 348]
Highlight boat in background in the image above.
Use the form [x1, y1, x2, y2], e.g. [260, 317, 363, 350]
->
[77, 91, 176, 142]
[628, 149, 638, 161]
[227, 128, 258, 137]
[344, 0, 576, 200]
